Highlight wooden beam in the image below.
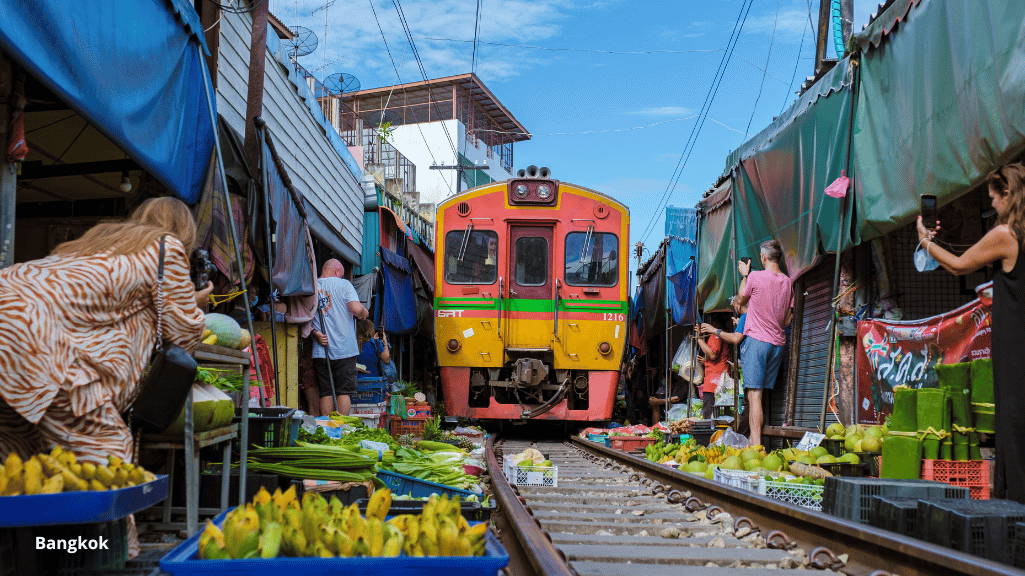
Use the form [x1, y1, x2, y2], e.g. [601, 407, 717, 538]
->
[0, 58, 14, 267]
[19, 159, 138, 179]
[785, 275, 806, 425]
[243, 0, 271, 172]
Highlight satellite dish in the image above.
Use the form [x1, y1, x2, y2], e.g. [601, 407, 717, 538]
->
[324, 72, 361, 94]
[286, 26, 318, 58]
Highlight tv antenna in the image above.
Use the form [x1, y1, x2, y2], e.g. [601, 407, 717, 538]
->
[285, 26, 318, 59]
[324, 73, 361, 95]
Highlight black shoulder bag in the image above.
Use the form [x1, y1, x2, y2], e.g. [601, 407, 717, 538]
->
[132, 236, 199, 433]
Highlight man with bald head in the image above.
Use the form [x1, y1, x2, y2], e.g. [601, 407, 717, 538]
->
[310, 259, 369, 416]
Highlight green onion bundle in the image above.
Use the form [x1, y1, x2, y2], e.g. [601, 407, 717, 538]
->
[244, 445, 377, 482]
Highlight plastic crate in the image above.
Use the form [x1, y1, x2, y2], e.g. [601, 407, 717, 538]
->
[818, 461, 867, 477]
[159, 510, 509, 576]
[1, 518, 128, 575]
[917, 498, 1025, 564]
[389, 416, 429, 437]
[690, 429, 715, 447]
[503, 460, 558, 487]
[356, 498, 494, 521]
[822, 477, 970, 524]
[713, 468, 761, 492]
[921, 459, 991, 500]
[760, 479, 824, 511]
[376, 469, 475, 499]
[854, 452, 882, 477]
[291, 479, 370, 505]
[586, 433, 610, 446]
[608, 436, 657, 452]
[869, 496, 920, 536]
[1013, 522, 1025, 568]
[234, 407, 296, 453]
[0, 475, 168, 527]
[821, 438, 848, 458]
[352, 377, 389, 404]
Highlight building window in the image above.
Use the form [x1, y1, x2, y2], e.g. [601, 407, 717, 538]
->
[444, 230, 498, 284]
[565, 232, 618, 287]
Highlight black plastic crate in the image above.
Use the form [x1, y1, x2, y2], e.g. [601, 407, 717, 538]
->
[1, 518, 127, 576]
[821, 438, 848, 458]
[233, 406, 296, 455]
[823, 477, 970, 524]
[917, 498, 1025, 563]
[854, 452, 882, 477]
[869, 496, 920, 536]
[1013, 522, 1025, 568]
[195, 465, 290, 508]
[355, 498, 495, 521]
[818, 461, 867, 477]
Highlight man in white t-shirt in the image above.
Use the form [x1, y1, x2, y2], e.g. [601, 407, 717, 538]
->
[310, 259, 369, 416]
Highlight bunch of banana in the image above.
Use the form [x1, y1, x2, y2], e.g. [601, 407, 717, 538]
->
[388, 494, 487, 557]
[0, 449, 157, 496]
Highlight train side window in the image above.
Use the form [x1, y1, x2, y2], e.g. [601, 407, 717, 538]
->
[444, 230, 498, 284]
[565, 232, 618, 287]
[514, 237, 548, 286]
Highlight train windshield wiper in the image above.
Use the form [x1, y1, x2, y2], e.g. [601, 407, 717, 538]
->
[457, 223, 474, 262]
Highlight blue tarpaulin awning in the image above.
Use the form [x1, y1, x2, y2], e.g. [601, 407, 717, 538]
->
[0, 0, 215, 204]
[666, 207, 698, 325]
[377, 247, 417, 334]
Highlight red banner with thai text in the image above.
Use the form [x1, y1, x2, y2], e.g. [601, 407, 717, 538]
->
[856, 285, 992, 425]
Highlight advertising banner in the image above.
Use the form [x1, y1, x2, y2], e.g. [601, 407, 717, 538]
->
[856, 285, 992, 424]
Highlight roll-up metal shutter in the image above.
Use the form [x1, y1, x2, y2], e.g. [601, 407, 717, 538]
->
[766, 326, 791, 427]
[793, 257, 840, 429]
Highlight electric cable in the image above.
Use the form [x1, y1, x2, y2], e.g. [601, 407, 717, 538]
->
[743, 0, 781, 140]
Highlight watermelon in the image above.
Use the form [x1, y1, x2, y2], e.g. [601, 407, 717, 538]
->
[205, 313, 243, 349]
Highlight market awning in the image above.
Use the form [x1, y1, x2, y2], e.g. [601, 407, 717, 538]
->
[0, 0, 215, 204]
[264, 137, 315, 297]
[304, 198, 361, 267]
[376, 247, 418, 334]
[665, 207, 697, 326]
[697, 179, 734, 313]
[852, 0, 1025, 241]
[406, 237, 436, 294]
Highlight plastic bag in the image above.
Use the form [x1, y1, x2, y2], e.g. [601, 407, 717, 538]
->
[824, 169, 849, 198]
[710, 428, 749, 449]
[666, 404, 688, 421]
[671, 336, 704, 384]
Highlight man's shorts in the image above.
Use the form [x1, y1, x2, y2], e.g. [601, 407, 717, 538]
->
[313, 356, 357, 398]
[739, 337, 785, 390]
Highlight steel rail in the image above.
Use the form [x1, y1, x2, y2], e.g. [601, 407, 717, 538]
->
[485, 435, 574, 576]
[572, 437, 1025, 576]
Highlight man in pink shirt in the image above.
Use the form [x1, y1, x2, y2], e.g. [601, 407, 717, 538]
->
[733, 239, 793, 447]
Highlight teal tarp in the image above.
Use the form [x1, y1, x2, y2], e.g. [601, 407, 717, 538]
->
[852, 0, 1025, 241]
[696, 180, 734, 313]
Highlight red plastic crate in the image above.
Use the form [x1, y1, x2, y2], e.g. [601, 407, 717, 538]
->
[389, 415, 429, 437]
[921, 459, 991, 500]
[609, 436, 657, 452]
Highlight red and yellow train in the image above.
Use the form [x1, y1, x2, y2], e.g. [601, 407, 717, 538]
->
[434, 167, 629, 421]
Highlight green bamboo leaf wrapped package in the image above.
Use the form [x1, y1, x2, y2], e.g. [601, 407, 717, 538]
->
[970, 358, 995, 434]
[891, 386, 918, 432]
[917, 388, 947, 460]
[881, 433, 921, 479]
[936, 362, 970, 459]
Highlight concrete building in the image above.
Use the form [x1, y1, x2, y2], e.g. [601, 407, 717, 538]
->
[337, 74, 531, 206]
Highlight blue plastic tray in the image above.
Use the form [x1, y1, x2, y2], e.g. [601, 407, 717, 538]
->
[352, 377, 389, 405]
[0, 475, 168, 527]
[160, 510, 509, 576]
[376, 470, 474, 499]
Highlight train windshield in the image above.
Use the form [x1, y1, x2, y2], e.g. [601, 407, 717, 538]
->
[444, 229, 498, 284]
[514, 237, 548, 286]
[565, 232, 618, 286]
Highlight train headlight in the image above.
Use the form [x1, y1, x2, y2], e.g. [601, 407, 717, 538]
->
[447, 339, 461, 352]
[536, 184, 551, 199]
[598, 341, 612, 355]
[514, 184, 529, 198]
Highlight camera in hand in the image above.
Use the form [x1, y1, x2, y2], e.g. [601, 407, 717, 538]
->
[190, 249, 217, 290]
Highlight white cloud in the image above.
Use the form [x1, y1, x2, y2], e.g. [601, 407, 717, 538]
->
[743, 8, 812, 39]
[274, 0, 573, 86]
[628, 106, 694, 116]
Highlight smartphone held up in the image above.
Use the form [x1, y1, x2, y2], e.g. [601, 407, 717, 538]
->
[920, 194, 938, 230]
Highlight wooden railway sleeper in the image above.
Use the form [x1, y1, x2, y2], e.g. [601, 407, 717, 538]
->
[809, 547, 846, 571]
[765, 530, 798, 550]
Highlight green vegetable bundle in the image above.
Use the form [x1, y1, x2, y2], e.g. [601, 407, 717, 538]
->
[244, 445, 377, 482]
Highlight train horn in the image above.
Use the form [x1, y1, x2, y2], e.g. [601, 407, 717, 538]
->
[517, 169, 526, 178]
[526, 165, 539, 178]
[539, 167, 551, 178]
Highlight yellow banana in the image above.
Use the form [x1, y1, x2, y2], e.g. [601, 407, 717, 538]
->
[4, 453, 22, 479]
[418, 532, 439, 556]
[409, 543, 425, 557]
[259, 522, 283, 558]
[332, 529, 354, 557]
[89, 479, 106, 491]
[37, 454, 64, 477]
[281, 526, 307, 557]
[94, 465, 115, 488]
[23, 457, 43, 495]
[438, 517, 458, 556]
[382, 536, 402, 557]
[452, 535, 472, 556]
[311, 541, 333, 558]
[457, 514, 470, 533]
[80, 462, 96, 481]
[39, 474, 63, 494]
[366, 488, 392, 521]
[0, 470, 7, 495]
[60, 469, 82, 491]
[367, 518, 385, 556]
[464, 521, 488, 542]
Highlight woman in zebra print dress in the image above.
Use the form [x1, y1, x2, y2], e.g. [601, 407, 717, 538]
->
[0, 197, 212, 553]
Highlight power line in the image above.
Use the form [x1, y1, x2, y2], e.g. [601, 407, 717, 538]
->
[743, 0, 781, 140]
[459, 0, 484, 183]
[637, 0, 755, 243]
[366, 0, 452, 191]
[418, 37, 724, 55]
[781, 19, 810, 114]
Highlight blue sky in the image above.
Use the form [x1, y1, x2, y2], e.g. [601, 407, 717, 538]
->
[274, 0, 878, 266]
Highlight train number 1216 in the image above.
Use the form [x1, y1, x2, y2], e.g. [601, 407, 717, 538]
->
[603, 313, 625, 321]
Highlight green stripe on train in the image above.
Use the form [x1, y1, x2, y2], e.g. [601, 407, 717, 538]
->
[435, 297, 627, 314]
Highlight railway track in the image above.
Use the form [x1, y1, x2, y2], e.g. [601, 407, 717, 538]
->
[485, 435, 1025, 576]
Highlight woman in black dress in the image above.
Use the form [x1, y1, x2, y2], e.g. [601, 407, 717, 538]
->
[917, 163, 1025, 503]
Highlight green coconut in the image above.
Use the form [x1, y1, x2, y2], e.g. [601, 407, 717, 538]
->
[166, 383, 235, 433]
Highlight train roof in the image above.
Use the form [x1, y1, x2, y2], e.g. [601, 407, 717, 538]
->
[438, 179, 629, 214]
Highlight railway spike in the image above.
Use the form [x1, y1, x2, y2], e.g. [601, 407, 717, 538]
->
[665, 489, 684, 504]
[809, 546, 846, 570]
[684, 496, 706, 512]
[733, 516, 760, 534]
[705, 505, 724, 518]
[765, 530, 798, 550]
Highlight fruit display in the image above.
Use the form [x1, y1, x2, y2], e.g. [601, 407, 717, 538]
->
[198, 486, 489, 559]
[0, 449, 157, 495]
[203, 313, 250, 350]
[825, 423, 885, 454]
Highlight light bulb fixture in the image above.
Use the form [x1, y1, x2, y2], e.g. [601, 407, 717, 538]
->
[119, 171, 132, 193]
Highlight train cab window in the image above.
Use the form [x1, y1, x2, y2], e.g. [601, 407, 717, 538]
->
[444, 229, 498, 284]
[565, 232, 618, 287]
[514, 237, 548, 286]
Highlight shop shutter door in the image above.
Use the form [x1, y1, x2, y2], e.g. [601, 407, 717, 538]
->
[793, 257, 840, 429]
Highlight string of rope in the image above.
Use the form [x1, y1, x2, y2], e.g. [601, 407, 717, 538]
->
[208, 288, 248, 307]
